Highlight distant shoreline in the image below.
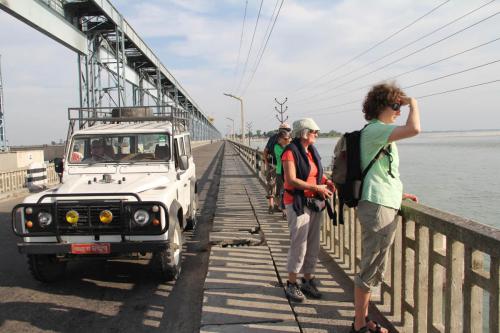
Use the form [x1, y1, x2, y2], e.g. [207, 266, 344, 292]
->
[422, 128, 500, 133]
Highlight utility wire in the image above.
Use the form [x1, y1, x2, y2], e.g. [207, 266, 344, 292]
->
[235, 0, 264, 94]
[241, 0, 285, 96]
[252, 0, 280, 70]
[233, 1, 249, 81]
[291, 0, 451, 94]
[296, 36, 500, 106]
[417, 79, 500, 99]
[404, 59, 500, 89]
[301, 78, 500, 118]
[296, 10, 500, 103]
[293, 0, 496, 104]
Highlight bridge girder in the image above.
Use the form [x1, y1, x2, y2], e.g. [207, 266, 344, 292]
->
[0, 0, 221, 140]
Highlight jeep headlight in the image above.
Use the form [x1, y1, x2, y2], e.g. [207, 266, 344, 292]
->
[133, 209, 150, 226]
[38, 211, 53, 227]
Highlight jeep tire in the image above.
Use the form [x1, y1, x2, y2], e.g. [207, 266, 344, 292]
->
[28, 254, 67, 283]
[153, 221, 183, 281]
[185, 194, 198, 230]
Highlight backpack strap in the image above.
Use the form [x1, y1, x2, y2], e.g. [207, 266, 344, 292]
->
[361, 145, 387, 179]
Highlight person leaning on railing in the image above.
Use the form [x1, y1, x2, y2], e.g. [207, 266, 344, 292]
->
[263, 123, 292, 214]
[281, 118, 335, 302]
[351, 83, 420, 333]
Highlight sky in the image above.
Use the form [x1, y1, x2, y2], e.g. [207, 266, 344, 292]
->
[1, 0, 500, 144]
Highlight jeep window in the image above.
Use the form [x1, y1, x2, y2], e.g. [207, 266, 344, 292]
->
[69, 133, 171, 164]
[179, 137, 186, 156]
[185, 135, 192, 156]
[173, 138, 179, 169]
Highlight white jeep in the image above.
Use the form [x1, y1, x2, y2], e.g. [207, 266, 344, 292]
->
[12, 107, 198, 282]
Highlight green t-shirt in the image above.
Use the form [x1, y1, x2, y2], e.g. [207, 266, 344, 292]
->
[360, 119, 403, 209]
[274, 144, 285, 175]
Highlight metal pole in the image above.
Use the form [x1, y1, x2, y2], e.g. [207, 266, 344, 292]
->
[240, 98, 245, 143]
[0, 54, 7, 151]
[226, 117, 234, 140]
[223, 93, 244, 143]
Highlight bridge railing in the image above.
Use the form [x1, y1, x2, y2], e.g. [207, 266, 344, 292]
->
[0, 163, 59, 195]
[229, 139, 500, 333]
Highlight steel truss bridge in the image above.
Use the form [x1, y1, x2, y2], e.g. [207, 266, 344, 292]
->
[0, 0, 221, 141]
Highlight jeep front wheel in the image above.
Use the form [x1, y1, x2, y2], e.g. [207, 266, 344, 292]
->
[153, 222, 183, 281]
[185, 194, 198, 230]
[28, 254, 67, 283]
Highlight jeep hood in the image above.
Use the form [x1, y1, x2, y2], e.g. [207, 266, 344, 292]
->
[61, 173, 169, 193]
[25, 174, 170, 203]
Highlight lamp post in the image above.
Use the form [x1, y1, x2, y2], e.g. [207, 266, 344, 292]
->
[223, 93, 244, 143]
[225, 117, 235, 140]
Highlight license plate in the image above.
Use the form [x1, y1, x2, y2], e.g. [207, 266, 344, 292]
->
[71, 243, 111, 254]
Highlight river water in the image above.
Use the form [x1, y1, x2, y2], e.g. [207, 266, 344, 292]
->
[250, 131, 500, 229]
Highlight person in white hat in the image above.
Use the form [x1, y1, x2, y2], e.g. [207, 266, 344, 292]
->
[263, 123, 292, 214]
[281, 118, 335, 302]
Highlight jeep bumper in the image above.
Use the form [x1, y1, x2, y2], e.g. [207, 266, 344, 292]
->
[18, 240, 169, 255]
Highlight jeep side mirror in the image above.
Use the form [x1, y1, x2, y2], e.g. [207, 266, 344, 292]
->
[54, 158, 64, 173]
[179, 155, 189, 171]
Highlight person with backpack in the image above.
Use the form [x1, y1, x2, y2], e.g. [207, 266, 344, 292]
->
[263, 123, 291, 214]
[281, 118, 335, 302]
[351, 83, 420, 333]
[274, 129, 292, 217]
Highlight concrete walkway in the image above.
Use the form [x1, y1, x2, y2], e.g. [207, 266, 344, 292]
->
[201, 143, 360, 333]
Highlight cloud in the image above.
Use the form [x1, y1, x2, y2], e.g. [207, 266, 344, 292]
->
[1, 0, 500, 145]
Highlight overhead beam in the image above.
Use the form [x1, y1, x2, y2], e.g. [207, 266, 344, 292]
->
[89, 0, 209, 118]
[0, 0, 88, 55]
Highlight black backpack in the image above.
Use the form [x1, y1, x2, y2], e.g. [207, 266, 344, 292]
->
[331, 125, 389, 224]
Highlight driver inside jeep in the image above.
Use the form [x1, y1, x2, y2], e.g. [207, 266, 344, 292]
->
[84, 139, 114, 162]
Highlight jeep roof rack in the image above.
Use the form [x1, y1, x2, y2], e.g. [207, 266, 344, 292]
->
[67, 105, 190, 140]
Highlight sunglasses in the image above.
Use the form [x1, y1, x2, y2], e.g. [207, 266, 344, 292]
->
[309, 130, 319, 134]
[390, 103, 401, 111]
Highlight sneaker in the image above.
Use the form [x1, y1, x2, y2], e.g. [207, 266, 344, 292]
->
[285, 281, 304, 302]
[300, 277, 322, 299]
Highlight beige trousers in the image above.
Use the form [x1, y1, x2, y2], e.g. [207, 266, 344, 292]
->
[286, 204, 323, 274]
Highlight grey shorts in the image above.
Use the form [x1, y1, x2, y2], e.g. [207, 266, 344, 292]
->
[354, 200, 399, 292]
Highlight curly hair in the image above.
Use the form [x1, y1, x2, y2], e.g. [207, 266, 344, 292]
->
[362, 82, 404, 120]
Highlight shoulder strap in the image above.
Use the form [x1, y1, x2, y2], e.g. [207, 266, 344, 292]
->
[359, 123, 391, 179]
[361, 145, 388, 179]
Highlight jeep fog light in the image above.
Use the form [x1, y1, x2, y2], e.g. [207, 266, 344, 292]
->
[25, 207, 33, 215]
[66, 210, 79, 224]
[133, 209, 150, 226]
[38, 211, 53, 227]
[152, 205, 160, 213]
[99, 210, 113, 224]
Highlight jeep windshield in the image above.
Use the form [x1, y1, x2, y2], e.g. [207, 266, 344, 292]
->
[69, 133, 171, 164]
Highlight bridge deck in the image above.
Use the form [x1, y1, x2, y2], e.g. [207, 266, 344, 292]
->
[201, 143, 388, 333]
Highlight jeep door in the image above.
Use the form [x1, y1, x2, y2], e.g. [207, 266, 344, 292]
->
[174, 137, 190, 214]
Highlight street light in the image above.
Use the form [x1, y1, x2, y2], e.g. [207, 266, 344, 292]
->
[223, 93, 244, 143]
[225, 117, 235, 140]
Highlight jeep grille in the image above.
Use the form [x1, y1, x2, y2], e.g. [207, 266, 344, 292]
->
[57, 202, 124, 234]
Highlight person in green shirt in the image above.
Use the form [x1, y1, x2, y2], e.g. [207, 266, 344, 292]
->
[274, 130, 291, 215]
[352, 83, 420, 333]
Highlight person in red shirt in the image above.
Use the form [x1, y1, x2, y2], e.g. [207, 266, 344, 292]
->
[282, 118, 335, 302]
